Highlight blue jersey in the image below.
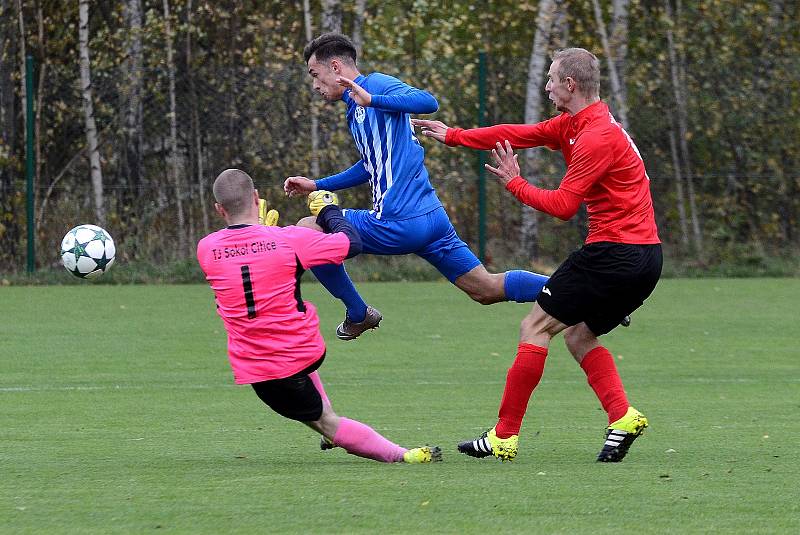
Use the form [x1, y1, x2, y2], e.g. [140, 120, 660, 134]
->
[315, 72, 443, 221]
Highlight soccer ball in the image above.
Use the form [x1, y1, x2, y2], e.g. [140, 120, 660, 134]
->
[60, 224, 116, 279]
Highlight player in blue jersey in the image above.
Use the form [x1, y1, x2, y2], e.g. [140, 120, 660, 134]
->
[284, 33, 549, 340]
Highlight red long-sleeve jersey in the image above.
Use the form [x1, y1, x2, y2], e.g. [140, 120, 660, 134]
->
[445, 101, 660, 245]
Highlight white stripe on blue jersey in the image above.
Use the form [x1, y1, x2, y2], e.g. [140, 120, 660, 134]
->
[382, 115, 394, 217]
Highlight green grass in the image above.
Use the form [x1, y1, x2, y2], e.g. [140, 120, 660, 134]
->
[2, 280, 798, 533]
[4, 248, 799, 285]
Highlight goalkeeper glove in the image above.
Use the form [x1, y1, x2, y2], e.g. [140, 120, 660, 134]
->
[307, 190, 339, 216]
[258, 199, 279, 226]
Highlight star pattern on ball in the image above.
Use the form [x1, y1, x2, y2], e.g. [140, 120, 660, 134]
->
[71, 240, 88, 258]
[93, 254, 112, 271]
[60, 225, 116, 279]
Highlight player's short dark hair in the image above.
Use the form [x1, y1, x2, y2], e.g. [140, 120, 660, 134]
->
[552, 48, 600, 98]
[213, 168, 254, 218]
[303, 33, 357, 65]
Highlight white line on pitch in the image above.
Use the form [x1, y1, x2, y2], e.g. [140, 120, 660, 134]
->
[1, 376, 796, 394]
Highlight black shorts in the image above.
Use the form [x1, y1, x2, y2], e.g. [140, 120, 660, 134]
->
[537, 242, 662, 336]
[250, 353, 325, 422]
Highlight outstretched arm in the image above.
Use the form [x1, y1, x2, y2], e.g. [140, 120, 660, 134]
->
[486, 140, 582, 221]
[316, 160, 371, 191]
[338, 75, 438, 114]
[284, 160, 370, 197]
[413, 117, 563, 151]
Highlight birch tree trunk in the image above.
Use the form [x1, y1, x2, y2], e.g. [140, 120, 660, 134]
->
[591, 0, 629, 129]
[321, 0, 342, 34]
[552, 0, 569, 47]
[668, 126, 690, 248]
[163, 0, 186, 256]
[186, 0, 209, 236]
[609, 0, 630, 107]
[34, 3, 46, 225]
[123, 0, 143, 190]
[664, 0, 702, 257]
[351, 0, 367, 60]
[16, 0, 25, 149]
[303, 0, 320, 177]
[0, 0, 13, 153]
[0, 0, 16, 246]
[520, 0, 558, 257]
[78, 0, 105, 224]
[674, 0, 702, 255]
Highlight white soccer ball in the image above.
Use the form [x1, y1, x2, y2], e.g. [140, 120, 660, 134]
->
[60, 224, 116, 279]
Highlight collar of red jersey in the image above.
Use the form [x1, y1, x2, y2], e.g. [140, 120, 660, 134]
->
[571, 100, 608, 129]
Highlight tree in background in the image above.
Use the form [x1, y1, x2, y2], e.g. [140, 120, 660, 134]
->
[520, 0, 559, 258]
[78, 0, 105, 225]
[162, 0, 186, 255]
[122, 0, 143, 194]
[591, 0, 629, 128]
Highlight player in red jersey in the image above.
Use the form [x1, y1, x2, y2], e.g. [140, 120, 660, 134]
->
[413, 48, 661, 462]
[197, 168, 441, 464]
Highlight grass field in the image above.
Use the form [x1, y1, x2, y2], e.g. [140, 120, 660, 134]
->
[2, 279, 799, 533]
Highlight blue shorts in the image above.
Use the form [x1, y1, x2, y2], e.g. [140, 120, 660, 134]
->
[342, 207, 481, 282]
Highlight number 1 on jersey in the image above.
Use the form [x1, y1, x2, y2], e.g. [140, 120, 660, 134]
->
[240, 265, 257, 319]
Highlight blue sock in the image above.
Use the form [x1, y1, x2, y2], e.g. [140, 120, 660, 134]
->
[503, 270, 549, 303]
[311, 264, 368, 322]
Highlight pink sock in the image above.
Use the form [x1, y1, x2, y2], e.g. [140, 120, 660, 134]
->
[308, 371, 331, 407]
[333, 417, 407, 463]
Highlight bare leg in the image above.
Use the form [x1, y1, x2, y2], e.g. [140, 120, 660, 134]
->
[454, 264, 549, 305]
[453, 265, 507, 305]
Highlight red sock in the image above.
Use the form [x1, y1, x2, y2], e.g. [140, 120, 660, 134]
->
[580, 346, 629, 424]
[495, 344, 548, 438]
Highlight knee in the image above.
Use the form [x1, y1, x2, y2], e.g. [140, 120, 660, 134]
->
[460, 272, 504, 305]
[313, 407, 340, 439]
[519, 306, 562, 346]
[520, 313, 544, 337]
[563, 326, 598, 359]
[563, 329, 582, 356]
[467, 288, 499, 305]
[297, 216, 321, 230]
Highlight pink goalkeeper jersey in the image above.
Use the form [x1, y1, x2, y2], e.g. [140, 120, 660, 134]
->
[197, 224, 350, 384]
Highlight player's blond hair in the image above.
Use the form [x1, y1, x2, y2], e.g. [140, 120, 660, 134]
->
[213, 169, 254, 218]
[552, 48, 600, 99]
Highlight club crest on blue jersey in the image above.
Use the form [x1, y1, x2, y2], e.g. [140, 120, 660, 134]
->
[355, 106, 366, 123]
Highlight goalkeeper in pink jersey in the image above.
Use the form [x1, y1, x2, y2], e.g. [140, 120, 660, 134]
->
[197, 169, 441, 464]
